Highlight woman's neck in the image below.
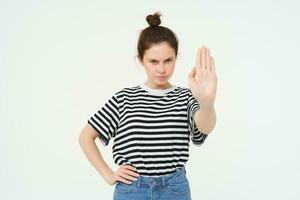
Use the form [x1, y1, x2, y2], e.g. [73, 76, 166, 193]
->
[144, 80, 173, 90]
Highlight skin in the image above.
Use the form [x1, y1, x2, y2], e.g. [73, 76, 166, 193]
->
[78, 43, 217, 187]
[139, 41, 176, 89]
[188, 46, 217, 134]
[79, 124, 139, 185]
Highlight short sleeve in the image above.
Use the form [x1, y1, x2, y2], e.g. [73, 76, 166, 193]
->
[87, 93, 120, 146]
[187, 90, 208, 146]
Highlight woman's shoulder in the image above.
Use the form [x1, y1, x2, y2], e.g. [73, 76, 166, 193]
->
[116, 85, 140, 93]
[111, 85, 141, 98]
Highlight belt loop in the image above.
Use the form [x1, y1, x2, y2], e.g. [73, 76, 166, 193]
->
[137, 176, 141, 188]
[162, 176, 166, 186]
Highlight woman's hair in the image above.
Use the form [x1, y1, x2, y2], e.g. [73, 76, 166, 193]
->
[137, 11, 179, 62]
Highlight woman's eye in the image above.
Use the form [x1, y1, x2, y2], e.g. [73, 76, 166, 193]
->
[150, 60, 172, 64]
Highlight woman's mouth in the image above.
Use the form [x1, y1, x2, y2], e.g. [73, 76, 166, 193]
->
[157, 76, 166, 80]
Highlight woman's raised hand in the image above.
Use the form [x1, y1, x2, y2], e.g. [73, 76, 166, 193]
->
[188, 46, 217, 107]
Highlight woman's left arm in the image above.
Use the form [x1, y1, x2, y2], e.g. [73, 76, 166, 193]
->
[194, 104, 216, 135]
[188, 46, 218, 135]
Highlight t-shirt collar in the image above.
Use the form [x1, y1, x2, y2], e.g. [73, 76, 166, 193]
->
[139, 82, 177, 96]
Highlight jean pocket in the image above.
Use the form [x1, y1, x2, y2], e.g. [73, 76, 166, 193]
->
[115, 181, 135, 193]
[167, 174, 191, 195]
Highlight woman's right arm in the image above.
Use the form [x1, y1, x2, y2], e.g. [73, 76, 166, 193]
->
[78, 124, 139, 185]
[78, 123, 116, 185]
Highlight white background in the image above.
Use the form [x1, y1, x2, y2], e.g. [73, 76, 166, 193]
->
[1, 0, 299, 199]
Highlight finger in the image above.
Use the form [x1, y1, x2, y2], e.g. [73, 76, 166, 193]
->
[206, 47, 211, 71]
[188, 67, 196, 80]
[116, 176, 132, 184]
[120, 167, 137, 175]
[124, 169, 140, 178]
[195, 48, 201, 69]
[119, 172, 138, 182]
[123, 165, 137, 172]
[211, 56, 216, 73]
[201, 46, 206, 69]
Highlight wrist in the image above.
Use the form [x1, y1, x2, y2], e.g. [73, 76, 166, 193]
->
[196, 100, 214, 109]
[103, 169, 116, 185]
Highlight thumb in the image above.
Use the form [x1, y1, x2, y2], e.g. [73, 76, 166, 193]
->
[188, 67, 196, 80]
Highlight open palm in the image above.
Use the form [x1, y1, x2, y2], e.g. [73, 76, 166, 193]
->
[188, 46, 217, 106]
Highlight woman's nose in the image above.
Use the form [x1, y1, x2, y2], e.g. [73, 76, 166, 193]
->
[157, 64, 166, 73]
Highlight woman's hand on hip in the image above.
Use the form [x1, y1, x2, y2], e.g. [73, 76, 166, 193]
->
[106, 164, 140, 185]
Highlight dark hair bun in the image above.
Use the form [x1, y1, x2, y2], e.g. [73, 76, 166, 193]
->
[146, 12, 161, 27]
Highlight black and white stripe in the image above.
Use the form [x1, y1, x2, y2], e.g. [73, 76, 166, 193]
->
[88, 84, 208, 176]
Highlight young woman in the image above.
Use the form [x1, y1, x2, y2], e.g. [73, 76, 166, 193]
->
[79, 12, 217, 200]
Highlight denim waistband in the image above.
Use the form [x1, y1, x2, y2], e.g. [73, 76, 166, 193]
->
[134, 167, 186, 188]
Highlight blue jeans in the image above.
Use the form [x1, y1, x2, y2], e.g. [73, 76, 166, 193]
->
[113, 167, 192, 200]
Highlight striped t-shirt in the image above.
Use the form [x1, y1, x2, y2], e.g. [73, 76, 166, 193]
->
[87, 83, 208, 176]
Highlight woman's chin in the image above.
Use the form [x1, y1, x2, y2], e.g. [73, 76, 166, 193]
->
[154, 80, 171, 88]
[155, 80, 167, 84]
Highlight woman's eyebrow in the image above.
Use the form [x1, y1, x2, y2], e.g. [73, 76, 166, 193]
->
[148, 57, 174, 61]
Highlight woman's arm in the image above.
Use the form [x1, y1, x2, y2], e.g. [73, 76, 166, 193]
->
[78, 124, 116, 185]
[78, 124, 139, 185]
[194, 103, 216, 134]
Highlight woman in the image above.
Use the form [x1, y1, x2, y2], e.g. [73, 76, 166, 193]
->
[79, 11, 217, 200]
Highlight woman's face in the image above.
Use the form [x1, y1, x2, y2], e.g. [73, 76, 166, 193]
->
[139, 41, 176, 89]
